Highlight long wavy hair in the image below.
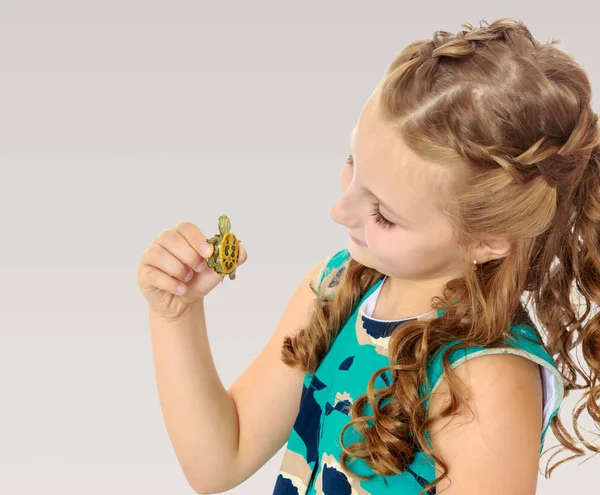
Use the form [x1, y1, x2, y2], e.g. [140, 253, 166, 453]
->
[281, 17, 600, 494]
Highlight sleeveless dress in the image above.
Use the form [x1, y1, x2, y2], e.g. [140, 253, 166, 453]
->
[272, 248, 564, 495]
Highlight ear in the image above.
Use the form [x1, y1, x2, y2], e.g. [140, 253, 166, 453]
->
[473, 238, 511, 263]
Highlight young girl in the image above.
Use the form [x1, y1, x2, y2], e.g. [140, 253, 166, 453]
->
[139, 17, 600, 495]
[274, 20, 600, 495]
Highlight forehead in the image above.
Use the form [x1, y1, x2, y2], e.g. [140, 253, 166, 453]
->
[350, 123, 449, 220]
[350, 123, 424, 186]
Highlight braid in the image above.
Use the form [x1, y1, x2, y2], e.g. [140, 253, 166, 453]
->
[496, 106, 600, 188]
[415, 18, 537, 62]
[390, 18, 600, 193]
[573, 140, 600, 258]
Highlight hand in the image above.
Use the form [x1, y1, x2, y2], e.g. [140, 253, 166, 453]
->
[137, 221, 247, 320]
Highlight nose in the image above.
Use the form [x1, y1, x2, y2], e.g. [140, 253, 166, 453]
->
[331, 165, 360, 229]
[329, 199, 344, 226]
[330, 193, 359, 230]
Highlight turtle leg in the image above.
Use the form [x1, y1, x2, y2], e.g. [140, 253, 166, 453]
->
[210, 262, 225, 280]
[206, 258, 223, 278]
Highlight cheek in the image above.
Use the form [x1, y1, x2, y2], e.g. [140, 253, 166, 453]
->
[366, 225, 423, 262]
[365, 224, 401, 254]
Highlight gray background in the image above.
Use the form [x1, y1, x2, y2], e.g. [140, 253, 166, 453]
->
[1, 1, 598, 493]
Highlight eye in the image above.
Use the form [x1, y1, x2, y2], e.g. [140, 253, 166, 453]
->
[347, 154, 397, 230]
[370, 201, 396, 230]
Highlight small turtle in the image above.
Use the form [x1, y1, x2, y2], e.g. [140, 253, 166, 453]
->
[205, 214, 242, 282]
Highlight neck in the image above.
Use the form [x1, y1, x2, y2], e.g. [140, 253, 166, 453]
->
[376, 275, 441, 319]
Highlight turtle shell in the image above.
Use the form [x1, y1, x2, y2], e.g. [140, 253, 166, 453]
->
[216, 232, 240, 274]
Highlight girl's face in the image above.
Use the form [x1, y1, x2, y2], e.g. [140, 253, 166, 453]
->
[329, 95, 466, 300]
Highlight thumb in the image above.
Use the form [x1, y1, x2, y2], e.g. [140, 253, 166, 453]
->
[237, 242, 248, 265]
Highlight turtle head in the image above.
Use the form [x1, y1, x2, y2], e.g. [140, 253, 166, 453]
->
[218, 214, 231, 235]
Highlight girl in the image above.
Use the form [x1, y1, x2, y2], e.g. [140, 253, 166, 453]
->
[140, 17, 599, 495]
[273, 18, 600, 494]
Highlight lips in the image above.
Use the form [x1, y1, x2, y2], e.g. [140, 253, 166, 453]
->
[349, 232, 367, 246]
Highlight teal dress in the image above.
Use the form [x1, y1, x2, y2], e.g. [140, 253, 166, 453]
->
[272, 248, 564, 495]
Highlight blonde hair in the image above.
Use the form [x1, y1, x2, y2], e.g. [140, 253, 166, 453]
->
[282, 18, 600, 494]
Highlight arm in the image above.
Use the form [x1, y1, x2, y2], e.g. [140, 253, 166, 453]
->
[149, 301, 239, 493]
[428, 353, 544, 494]
[149, 258, 326, 494]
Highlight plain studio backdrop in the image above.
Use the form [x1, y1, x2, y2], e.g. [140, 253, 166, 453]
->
[1, 1, 598, 494]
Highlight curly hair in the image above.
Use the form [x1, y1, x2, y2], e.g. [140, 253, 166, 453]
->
[281, 17, 600, 494]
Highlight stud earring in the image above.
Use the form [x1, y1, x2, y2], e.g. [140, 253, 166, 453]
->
[473, 259, 478, 270]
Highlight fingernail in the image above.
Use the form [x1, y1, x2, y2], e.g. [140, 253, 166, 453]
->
[196, 261, 207, 272]
[184, 269, 193, 282]
[199, 242, 211, 256]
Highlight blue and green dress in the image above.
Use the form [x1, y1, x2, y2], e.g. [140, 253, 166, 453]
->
[272, 248, 564, 495]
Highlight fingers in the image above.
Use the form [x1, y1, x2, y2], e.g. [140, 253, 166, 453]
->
[143, 242, 195, 287]
[143, 222, 245, 289]
[146, 223, 208, 283]
[174, 221, 213, 262]
[141, 263, 189, 295]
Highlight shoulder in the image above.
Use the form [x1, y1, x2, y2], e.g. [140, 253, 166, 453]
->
[427, 351, 543, 494]
[316, 248, 351, 295]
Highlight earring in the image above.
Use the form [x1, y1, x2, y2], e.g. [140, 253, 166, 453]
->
[473, 259, 478, 270]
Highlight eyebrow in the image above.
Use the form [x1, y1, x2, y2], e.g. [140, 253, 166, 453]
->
[349, 129, 416, 226]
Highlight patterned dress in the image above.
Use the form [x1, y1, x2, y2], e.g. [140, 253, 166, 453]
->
[272, 248, 564, 495]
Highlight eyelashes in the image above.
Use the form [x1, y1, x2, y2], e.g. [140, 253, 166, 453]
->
[370, 202, 396, 230]
[346, 153, 396, 230]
